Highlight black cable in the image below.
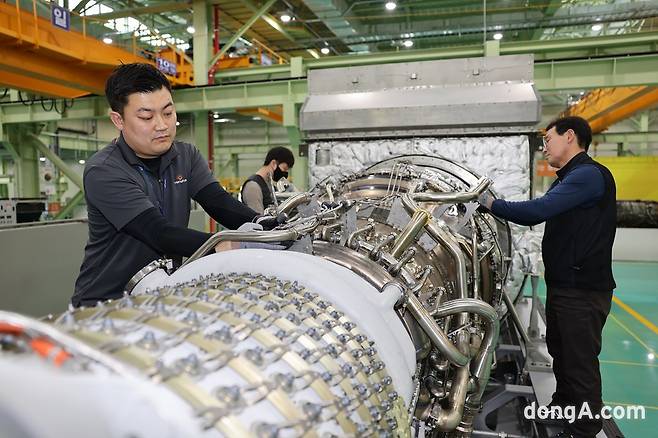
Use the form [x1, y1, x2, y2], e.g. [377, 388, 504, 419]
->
[64, 98, 75, 109]
[17, 90, 34, 106]
[40, 98, 55, 112]
[1, 88, 8, 99]
[53, 99, 64, 115]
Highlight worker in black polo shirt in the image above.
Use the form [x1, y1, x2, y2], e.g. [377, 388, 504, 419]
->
[479, 116, 616, 438]
[73, 63, 268, 307]
[240, 147, 295, 213]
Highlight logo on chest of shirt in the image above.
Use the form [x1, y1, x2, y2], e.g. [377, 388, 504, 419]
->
[174, 174, 188, 185]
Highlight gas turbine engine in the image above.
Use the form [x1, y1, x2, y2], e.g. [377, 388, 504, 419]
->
[0, 155, 511, 438]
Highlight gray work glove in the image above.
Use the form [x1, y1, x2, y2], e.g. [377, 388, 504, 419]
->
[253, 213, 288, 230]
[237, 222, 264, 232]
[477, 192, 495, 211]
[236, 222, 287, 250]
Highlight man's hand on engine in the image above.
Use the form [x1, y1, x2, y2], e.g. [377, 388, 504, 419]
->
[253, 213, 288, 231]
[215, 220, 290, 252]
[477, 191, 495, 211]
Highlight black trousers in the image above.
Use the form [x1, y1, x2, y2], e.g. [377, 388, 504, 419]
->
[545, 286, 613, 438]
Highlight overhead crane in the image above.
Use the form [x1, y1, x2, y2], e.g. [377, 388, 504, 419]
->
[561, 86, 658, 134]
[0, 1, 193, 98]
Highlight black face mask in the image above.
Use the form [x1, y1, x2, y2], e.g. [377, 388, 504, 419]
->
[273, 166, 289, 182]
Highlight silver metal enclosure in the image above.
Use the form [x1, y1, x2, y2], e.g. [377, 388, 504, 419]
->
[300, 55, 541, 139]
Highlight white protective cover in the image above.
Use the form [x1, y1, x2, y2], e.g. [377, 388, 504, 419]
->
[133, 249, 417, 405]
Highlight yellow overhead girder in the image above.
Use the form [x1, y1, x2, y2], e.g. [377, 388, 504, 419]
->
[562, 86, 658, 134]
[0, 2, 193, 97]
[0, 70, 88, 98]
[236, 106, 283, 124]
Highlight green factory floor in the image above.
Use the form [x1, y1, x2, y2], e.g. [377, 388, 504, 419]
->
[522, 261, 657, 437]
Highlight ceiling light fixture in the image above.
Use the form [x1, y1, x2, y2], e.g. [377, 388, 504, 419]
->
[493, 32, 503, 40]
[102, 37, 113, 44]
[78, 159, 86, 165]
[280, 13, 292, 23]
[402, 39, 413, 48]
[186, 26, 195, 34]
[591, 24, 602, 31]
[385, 1, 397, 11]
[320, 47, 330, 55]
[39, 157, 46, 162]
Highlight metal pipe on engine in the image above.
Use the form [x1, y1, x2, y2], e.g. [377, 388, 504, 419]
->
[432, 332, 471, 431]
[433, 299, 499, 433]
[410, 266, 433, 295]
[277, 192, 312, 216]
[405, 294, 470, 367]
[369, 233, 396, 261]
[346, 221, 375, 249]
[471, 218, 480, 300]
[412, 177, 491, 203]
[182, 218, 319, 267]
[389, 247, 416, 277]
[321, 223, 342, 241]
[390, 209, 430, 258]
[431, 299, 499, 389]
[401, 195, 468, 307]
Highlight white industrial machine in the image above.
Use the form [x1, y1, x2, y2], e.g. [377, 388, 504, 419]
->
[0, 154, 514, 438]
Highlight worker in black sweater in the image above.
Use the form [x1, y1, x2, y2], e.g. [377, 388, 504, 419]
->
[73, 63, 273, 307]
[479, 116, 616, 438]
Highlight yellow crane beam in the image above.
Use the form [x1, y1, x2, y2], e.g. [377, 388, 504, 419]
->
[0, 2, 192, 97]
[562, 86, 658, 134]
[236, 106, 283, 124]
[0, 70, 88, 98]
[0, 45, 108, 94]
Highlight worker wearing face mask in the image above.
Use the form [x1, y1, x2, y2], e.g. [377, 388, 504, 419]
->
[240, 147, 295, 214]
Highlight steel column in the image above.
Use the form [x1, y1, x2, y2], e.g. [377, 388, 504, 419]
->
[192, 0, 210, 86]
[283, 101, 307, 191]
[28, 133, 83, 190]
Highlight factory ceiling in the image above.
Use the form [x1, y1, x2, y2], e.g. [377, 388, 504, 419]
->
[0, 0, 656, 129]
[90, 0, 658, 58]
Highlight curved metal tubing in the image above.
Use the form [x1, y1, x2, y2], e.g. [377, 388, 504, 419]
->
[431, 299, 499, 384]
[412, 177, 491, 203]
[405, 294, 470, 367]
[277, 192, 312, 216]
[182, 218, 319, 268]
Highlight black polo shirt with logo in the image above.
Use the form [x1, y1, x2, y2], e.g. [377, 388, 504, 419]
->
[72, 134, 216, 306]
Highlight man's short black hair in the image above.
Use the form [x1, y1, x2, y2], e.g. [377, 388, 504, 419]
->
[105, 63, 172, 115]
[264, 147, 295, 168]
[546, 116, 593, 152]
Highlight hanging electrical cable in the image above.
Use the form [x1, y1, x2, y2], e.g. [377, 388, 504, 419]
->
[40, 98, 55, 112]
